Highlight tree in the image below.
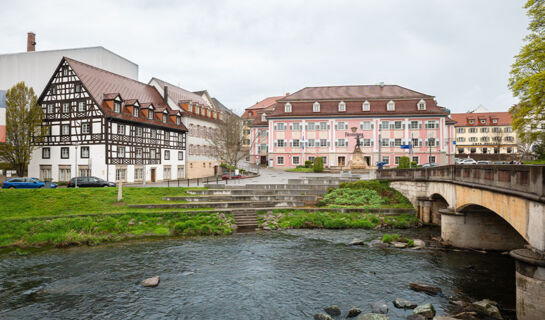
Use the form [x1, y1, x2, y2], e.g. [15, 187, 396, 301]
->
[208, 111, 247, 176]
[313, 157, 324, 173]
[509, 0, 545, 144]
[0, 82, 46, 176]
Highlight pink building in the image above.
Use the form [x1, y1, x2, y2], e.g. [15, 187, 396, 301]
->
[249, 85, 455, 168]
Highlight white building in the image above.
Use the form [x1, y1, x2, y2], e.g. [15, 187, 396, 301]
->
[28, 57, 186, 183]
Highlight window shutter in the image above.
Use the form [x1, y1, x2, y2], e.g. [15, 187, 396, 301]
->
[327, 124, 330, 130]
[274, 141, 277, 147]
[371, 124, 375, 129]
[334, 123, 338, 130]
[327, 141, 331, 147]
[289, 140, 292, 147]
[390, 140, 394, 147]
[371, 140, 374, 146]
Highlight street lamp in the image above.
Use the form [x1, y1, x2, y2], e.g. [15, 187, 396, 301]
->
[74, 142, 80, 188]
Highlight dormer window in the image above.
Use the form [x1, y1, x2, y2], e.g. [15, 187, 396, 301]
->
[417, 99, 426, 110]
[133, 107, 139, 118]
[148, 110, 154, 120]
[480, 119, 486, 124]
[261, 113, 267, 122]
[338, 101, 346, 112]
[469, 119, 475, 124]
[387, 100, 395, 111]
[163, 113, 167, 123]
[285, 102, 292, 113]
[313, 101, 320, 112]
[362, 100, 370, 111]
[114, 101, 121, 113]
[176, 116, 181, 125]
[492, 118, 498, 124]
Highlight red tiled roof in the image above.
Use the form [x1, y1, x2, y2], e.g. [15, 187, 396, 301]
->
[242, 96, 283, 119]
[279, 85, 433, 101]
[249, 105, 276, 127]
[451, 112, 512, 127]
[63, 58, 187, 132]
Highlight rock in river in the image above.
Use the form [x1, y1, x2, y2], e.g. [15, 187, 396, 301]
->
[393, 298, 417, 309]
[347, 307, 362, 318]
[392, 241, 407, 248]
[141, 276, 160, 287]
[413, 304, 435, 319]
[348, 238, 365, 246]
[408, 282, 442, 295]
[314, 313, 333, 320]
[471, 299, 502, 320]
[324, 305, 341, 316]
[356, 313, 389, 320]
[432, 316, 458, 320]
[413, 239, 426, 248]
[369, 240, 389, 248]
[370, 301, 388, 314]
[406, 315, 426, 320]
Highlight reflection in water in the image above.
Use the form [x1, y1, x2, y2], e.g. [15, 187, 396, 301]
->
[0, 227, 515, 320]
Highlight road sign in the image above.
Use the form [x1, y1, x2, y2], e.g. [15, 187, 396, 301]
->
[401, 145, 412, 149]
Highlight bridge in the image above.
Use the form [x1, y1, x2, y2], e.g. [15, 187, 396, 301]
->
[377, 165, 545, 320]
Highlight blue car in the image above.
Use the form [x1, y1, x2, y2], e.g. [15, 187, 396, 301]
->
[2, 177, 58, 189]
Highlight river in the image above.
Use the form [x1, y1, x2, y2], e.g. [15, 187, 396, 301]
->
[0, 227, 515, 319]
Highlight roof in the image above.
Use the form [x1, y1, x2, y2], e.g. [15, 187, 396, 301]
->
[279, 85, 433, 101]
[450, 112, 512, 127]
[43, 58, 186, 132]
[150, 77, 210, 107]
[211, 97, 231, 114]
[0, 90, 6, 109]
[242, 96, 283, 119]
[248, 105, 276, 127]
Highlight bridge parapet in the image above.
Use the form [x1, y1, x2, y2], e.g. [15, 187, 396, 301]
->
[378, 165, 545, 203]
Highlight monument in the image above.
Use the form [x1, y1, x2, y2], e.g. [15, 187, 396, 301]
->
[346, 127, 369, 170]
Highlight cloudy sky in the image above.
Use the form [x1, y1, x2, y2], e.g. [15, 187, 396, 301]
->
[0, 0, 529, 115]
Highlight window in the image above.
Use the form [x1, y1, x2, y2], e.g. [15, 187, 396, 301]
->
[381, 121, 389, 130]
[335, 139, 348, 147]
[395, 156, 401, 165]
[151, 149, 156, 159]
[480, 119, 486, 124]
[82, 122, 91, 134]
[162, 114, 167, 123]
[320, 139, 328, 147]
[177, 166, 185, 178]
[481, 127, 489, 133]
[480, 136, 489, 142]
[291, 123, 301, 131]
[42, 147, 50, 159]
[457, 137, 466, 142]
[313, 101, 320, 112]
[492, 136, 501, 142]
[59, 167, 71, 182]
[505, 127, 512, 133]
[134, 167, 144, 180]
[412, 138, 420, 147]
[293, 156, 300, 165]
[292, 139, 300, 147]
[115, 168, 127, 182]
[382, 156, 389, 165]
[276, 139, 285, 147]
[482, 147, 488, 154]
[507, 147, 513, 153]
[80, 146, 89, 158]
[469, 137, 477, 142]
[362, 100, 370, 111]
[363, 138, 373, 147]
[381, 138, 389, 147]
[410, 121, 420, 129]
[494, 147, 500, 154]
[284, 103, 292, 113]
[338, 101, 346, 112]
[492, 118, 498, 124]
[165, 131, 170, 141]
[62, 67, 68, 76]
[62, 103, 70, 113]
[360, 121, 372, 130]
[412, 156, 419, 164]
[114, 101, 121, 113]
[394, 121, 402, 129]
[387, 100, 395, 111]
[178, 151, 184, 160]
[133, 107, 139, 117]
[307, 122, 316, 131]
[78, 101, 86, 112]
[457, 128, 465, 133]
[425, 121, 438, 129]
[118, 146, 125, 158]
[261, 113, 267, 122]
[148, 110, 154, 120]
[40, 165, 52, 181]
[164, 150, 170, 160]
[492, 127, 501, 133]
[51, 85, 57, 95]
[394, 138, 402, 147]
[319, 122, 328, 131]
[136, 127, 143, 137]
[426, 138, 436, 147]
[308, 156, 315, 163]
[505, 136, 514, 142]
[75, 84, 82, 93]
[458, 148, 465, 154]
[47, 104, 55, 114]
[469, 127, 477, 133]
[429, 156, 436, 163]
[336, 122, 347, 130]
[469, 119, 475, 124]
[277, 156, 284, 165]
[470, 147, 476, 153]
[117, 124, 125, 135]
[61, 124, 70, 136]
[417, 99, 426, 110]
[61, 147, 70, 159]
[276, 122, 286, 131]
[136, 148, 143, 158]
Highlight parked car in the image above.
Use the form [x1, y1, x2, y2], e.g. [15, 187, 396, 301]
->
[2, 177, 57, 189]
[421, 163, 439, 168]
[221, 174, 242, 180]
[493, 161, 508, 165]
[460, 158, 477, 165]
[477, 160, 491, 165]
[67, 176, 116, 188]
[455, 158, 464, 164]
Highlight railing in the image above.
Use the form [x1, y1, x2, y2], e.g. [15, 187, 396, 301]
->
[377, 165, 545, 202]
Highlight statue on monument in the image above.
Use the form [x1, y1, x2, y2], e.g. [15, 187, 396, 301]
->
[347, 127, 369, 170]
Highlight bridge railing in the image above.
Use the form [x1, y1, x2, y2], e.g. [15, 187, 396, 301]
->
[377, 165, 545, 202]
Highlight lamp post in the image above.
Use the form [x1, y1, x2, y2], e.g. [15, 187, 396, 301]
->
[74, 142, 80, 188]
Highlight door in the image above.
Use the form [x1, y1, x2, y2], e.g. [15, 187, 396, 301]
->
[338, 156, 346, 166]
[260, 156, 267, 165]
[150, 168, 156, 182]
[364, 156, 371, 166]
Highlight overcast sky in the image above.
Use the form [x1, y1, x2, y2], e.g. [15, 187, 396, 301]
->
[0, 0, 529, 115]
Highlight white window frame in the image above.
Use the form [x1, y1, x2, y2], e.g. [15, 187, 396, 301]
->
[387, 100, 395, 111]
[362, 100, 370, 111]
[277, 156, 284, 165]
[417, 99, 426, 110]
[313, 101, 320, 112]
[338, 101, 346, 112]
[284, 103, 292, 113]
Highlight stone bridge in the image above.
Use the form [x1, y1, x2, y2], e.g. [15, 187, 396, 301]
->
[377, 165, 545, 320]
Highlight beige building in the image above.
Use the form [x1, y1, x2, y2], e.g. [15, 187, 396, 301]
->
[451, 112, 518, 159]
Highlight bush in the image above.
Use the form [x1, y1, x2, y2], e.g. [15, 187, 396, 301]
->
[323, 188, 384, 207]
[410, 161, 417, 167]
[398, 156, 410, 169]
[313, 157, 324, 172]
[305, 160, 313, 168]
[382, 233, 400, 243]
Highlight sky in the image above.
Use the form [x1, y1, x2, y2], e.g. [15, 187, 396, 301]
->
[0, 0, 530, 115]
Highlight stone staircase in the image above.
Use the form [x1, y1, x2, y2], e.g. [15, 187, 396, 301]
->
[129, 175, 361, 230]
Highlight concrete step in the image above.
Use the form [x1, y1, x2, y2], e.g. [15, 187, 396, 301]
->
[163, 195, 318, 202]
[230, 184, 338, 190]
[187, 188, 329, 195]
[287, 178, 358, 185]
[129, 200, 306, 209]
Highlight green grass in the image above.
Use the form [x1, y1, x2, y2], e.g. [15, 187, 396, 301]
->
[0, 211, 235, 248]
[523, 159, 545, 164]
[286, 167, 314, 172]
[257, 210, 419, 230]
[0, 187, 203, 219]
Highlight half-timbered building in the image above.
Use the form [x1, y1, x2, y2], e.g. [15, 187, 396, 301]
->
[29, 57, 187, 183]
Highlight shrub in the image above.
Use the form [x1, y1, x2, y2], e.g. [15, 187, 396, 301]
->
[410, 161, 417, 167]
[398, 156, 410, 169]
[313, 157, 324, 172]
[382, 233, 400, 243]
[305, 160, 313, 168]
[323, 188, 384, 207]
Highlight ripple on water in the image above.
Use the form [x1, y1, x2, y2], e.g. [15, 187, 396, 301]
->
[0, 229, 516, 320]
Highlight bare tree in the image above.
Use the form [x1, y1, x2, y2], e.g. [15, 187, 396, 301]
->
[0, 82, 47, 176]
[208, 112, 247, 176]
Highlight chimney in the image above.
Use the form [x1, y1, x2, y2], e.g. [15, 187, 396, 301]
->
[285, 92, 290, 96]
[163, 85, 168, 103]
[379, 82, 385, 88]
[27, 32, 36, 52]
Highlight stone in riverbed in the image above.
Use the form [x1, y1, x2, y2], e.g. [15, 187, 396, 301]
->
[346, 307, 362, 318]
[471, 299, 502, 320]
[393, 298, 417, 309]
[324, 305, 341, 316]
[392, 241, 407, 248]
[314, 313, 333, 320]
[370, 301, 388, 314]
[369, 240, 389, 248]
[413, 304, 435, 319]
[406, 315, 426, 320]
[432, 316, 458, 320]
[413, 239, 426, 247]
[356, 313, 389, 320]
[348, 238, 365, 246]
[141, 276, 160, 287]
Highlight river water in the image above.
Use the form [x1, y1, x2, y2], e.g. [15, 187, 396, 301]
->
[0, 227, 515, 320]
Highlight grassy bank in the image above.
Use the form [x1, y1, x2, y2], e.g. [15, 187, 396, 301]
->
[317, 180, 413, 209]
[285, 167, 314, 172]
[258, 210, 419, 230]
